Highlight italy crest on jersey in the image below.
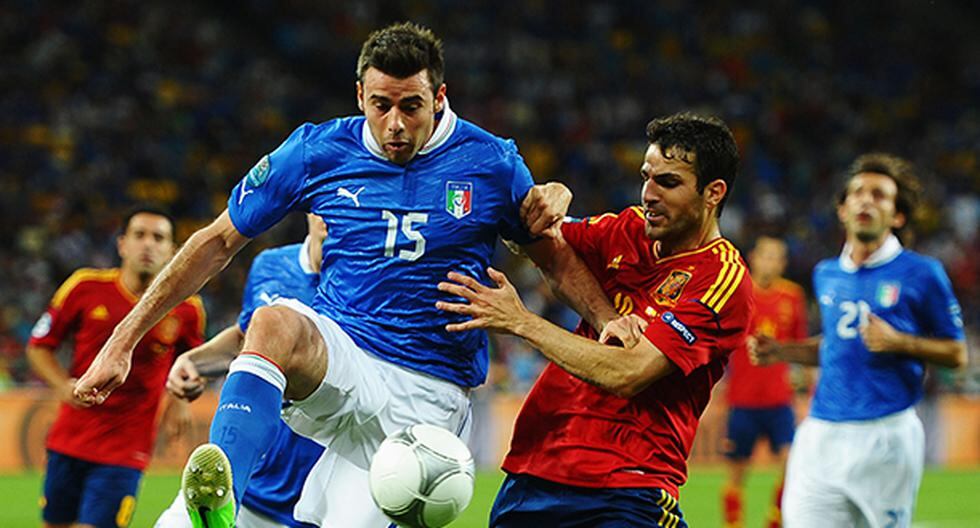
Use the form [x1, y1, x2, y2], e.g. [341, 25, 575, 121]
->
[876, 282, 901, 308]
[446, 181, 472, 219]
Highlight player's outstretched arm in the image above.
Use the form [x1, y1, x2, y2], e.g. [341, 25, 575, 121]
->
[522, 231, 621, 336]
[861, 313, 967, 368]
[74, 210, 250, 406]
[438, 268, 675, 398]
[749, 334, 821, 366]
[167, 324, 245, 401]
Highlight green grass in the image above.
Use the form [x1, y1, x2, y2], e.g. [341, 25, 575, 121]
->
[1, 467, 978, 527]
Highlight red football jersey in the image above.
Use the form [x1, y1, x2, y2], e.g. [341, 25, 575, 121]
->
[29, 268, 205, 470]
[726, 279, 808, 408]
[502, 208, 753, 495]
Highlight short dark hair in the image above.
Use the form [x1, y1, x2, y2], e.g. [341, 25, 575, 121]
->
[120, 205, 176, 241]
[839, 152, 922, 226]
[356, 22, 444, 93]
[645, 113, 739, 216]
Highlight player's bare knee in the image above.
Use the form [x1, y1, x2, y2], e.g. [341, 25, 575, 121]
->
[246, 306, 309, 365]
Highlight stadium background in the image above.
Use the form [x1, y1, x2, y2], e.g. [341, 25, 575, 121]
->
[1, 0, 978, 525]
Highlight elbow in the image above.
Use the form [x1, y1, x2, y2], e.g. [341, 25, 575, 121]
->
[605, 356, 659, 399]
[949, 344, 968, 369]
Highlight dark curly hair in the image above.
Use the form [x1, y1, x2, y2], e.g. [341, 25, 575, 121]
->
[645, 113, 739, 216]
[357, 22, 444, 94]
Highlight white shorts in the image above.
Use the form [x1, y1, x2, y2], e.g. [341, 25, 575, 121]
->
[273, 298, 474, 527]
[783, 408, 924, 528]
[154, 493, 287, 528]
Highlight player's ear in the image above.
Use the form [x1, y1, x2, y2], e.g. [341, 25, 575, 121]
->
[892, 210, 907, 230]
[356, 81, 365, 112]
[703, 179, 727, 211]
[434, 84, 447, 113]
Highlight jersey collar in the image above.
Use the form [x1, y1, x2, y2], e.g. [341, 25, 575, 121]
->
[361, 97, 458, 161]
[838, 234, 902, 272]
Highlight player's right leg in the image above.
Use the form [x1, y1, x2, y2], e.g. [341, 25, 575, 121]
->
[75, 462, 142, 528]
[782, 418, 856, 527]
[182, 303, 328, 527]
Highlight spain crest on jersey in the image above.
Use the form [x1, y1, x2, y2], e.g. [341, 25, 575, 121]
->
[446, 181, 472, 219]
[876, 282, 901, 308]
[653, 270, 693, 307]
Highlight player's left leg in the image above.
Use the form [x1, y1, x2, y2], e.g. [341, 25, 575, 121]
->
[722, 408, 759, 528]
[75, 462, 141, 528]
[846, 409, 925, 528]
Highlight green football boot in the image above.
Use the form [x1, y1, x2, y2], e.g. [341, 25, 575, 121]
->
[182, 443, 236, 528]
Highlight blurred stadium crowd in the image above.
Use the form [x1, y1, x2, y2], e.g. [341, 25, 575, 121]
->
[1, 1, 977, 392]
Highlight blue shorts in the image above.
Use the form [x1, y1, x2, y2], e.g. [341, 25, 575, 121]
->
[724, 405, 796, 460]
[490, 473, 686, 528]
[42, 450, 142, 528]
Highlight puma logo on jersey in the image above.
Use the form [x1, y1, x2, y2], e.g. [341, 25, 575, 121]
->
[237, 182, 255, 205]
[337, 186, 365, 207]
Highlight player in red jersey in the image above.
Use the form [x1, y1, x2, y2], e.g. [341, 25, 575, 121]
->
[438, 113, 752, 527]
[26, 207, 205, 528]
[722, 235, 808, 528]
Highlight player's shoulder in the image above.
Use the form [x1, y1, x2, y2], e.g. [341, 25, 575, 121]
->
[893, 249, 949, 282]
[453, 118, 519, 157]
[50, 268, 119, 308]
[176, 294, 206, 320]
[689, 238, 751, 314]
[813, 257, 841, 277]
[254, 243, 303, 265]
[773, 277, 805, 297]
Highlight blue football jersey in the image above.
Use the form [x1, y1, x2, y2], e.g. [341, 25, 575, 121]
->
[237, 242, 319, 332]
[235, 242, 324, 526]
[811, 238, 964, 421]
[227, 106, 534, 387]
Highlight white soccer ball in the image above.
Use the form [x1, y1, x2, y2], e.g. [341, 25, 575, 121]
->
[369, 424, 475, 528]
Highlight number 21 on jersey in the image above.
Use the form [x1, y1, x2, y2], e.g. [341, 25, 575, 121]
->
[836, 300, 871, 339]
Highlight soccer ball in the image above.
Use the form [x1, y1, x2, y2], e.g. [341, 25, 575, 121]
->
[369, 424, 475, 528]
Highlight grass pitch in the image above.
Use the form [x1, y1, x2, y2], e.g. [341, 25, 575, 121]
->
[1, 467, 978, 526]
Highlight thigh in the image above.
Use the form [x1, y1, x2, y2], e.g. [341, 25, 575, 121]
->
[76, 463, 141, 528]
[293, 450, 390, 528]
[848, 414, 925, 528]
[42, 451, 85, 525]
[764, 405, 796, 453]
[237, 504, 293, 528]
[153, 493, 193, 528]
[724, 408, 761, 460]
[783, 421, 854, 528]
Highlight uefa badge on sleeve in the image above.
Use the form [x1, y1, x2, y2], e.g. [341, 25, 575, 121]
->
[446, 181, 473, 219]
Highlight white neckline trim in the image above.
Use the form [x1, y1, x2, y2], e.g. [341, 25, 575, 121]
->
[361, 97, 458, 161]
[838, 234, 903, 272]
[298, 236, 317, 275]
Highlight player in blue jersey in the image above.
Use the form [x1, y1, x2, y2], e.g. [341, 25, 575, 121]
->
[154, 214, 326, 528]
[74, 22, 621, 528]
[751, 153, 967, 528]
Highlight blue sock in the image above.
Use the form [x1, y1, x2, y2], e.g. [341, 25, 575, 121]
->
[209, 353, 287, 503]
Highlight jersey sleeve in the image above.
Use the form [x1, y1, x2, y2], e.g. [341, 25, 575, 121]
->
[496, 144, 536, 244]
[914, 259, 965, 341]
[178, 296, 207, 352]
[560, 212, 620, 268]
[227, 124, 311, 238]
[28, 271, 88, 349]
[643, 253, 753, 376]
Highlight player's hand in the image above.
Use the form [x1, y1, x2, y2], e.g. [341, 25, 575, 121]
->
[521, 182, 571, 238]
[436, 268, 530, 334]
[748, 334, 780, 366]
[72, 336, 134, 407]
[167, 354, 206, 402]
[161, 398, 192, 439]
[860, 313, 902, 353]
[599, 315, 648, 348]
[56, 378, 83, 408]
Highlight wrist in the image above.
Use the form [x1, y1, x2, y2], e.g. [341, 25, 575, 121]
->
[511, 309, 538, 339]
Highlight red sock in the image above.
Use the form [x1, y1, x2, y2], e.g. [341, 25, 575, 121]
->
[765, 481, 784, 528]
[723, 485, 743, 527]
